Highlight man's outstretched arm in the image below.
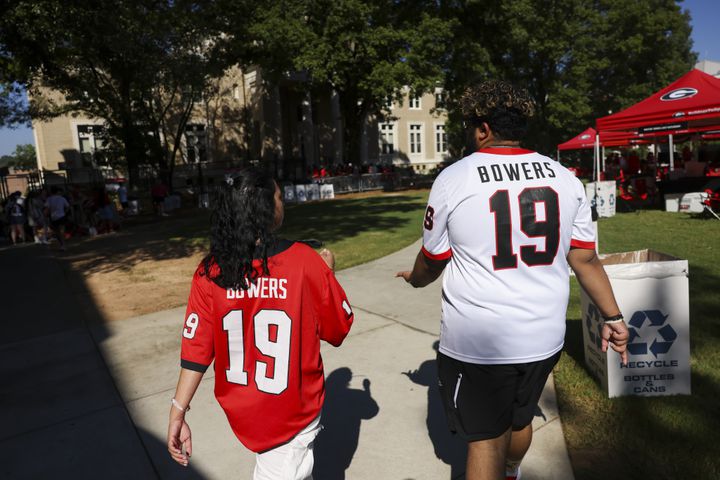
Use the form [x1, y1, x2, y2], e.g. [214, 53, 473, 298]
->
[396, 250, 449, 288]
[567, 247, 629, 365]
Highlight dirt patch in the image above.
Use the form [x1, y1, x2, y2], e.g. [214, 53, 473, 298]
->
[58, 188, 430, 323]
[60, 210, 210, 322]
[78, 251, 204, 321]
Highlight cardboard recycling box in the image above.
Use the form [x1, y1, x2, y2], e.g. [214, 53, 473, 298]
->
[584, 181, 617, 217]
[580, 249, 691, 397]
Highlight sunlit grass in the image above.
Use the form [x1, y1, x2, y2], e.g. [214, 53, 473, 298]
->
[167, 190, 430, 271]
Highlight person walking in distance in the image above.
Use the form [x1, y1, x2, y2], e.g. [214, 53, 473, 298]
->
[45, 186, 70, 250]
[27, 189, 49, 244]
[167, 168, 354, 480]
[151, 180, 169, 216]
[397, 80, 629, 480]
[5, 192, 26, 245]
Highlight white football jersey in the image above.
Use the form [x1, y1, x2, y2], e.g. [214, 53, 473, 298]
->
[423, 147, 596, 364]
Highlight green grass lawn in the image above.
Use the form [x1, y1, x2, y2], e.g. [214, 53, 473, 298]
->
[281, 191, 429, 270]
[556, 210, 720, 480]
[165, 190, 431, 271]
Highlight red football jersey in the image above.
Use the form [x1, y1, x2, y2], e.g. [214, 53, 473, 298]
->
[180, 240, 353, 452]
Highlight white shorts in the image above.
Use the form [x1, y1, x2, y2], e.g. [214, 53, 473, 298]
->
[253, 415, 322, 480]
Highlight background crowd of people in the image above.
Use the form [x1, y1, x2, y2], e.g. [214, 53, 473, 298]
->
[1, 184, 123, 249]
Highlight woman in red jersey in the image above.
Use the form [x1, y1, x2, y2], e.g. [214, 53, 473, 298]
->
[167, 168, 353, 479]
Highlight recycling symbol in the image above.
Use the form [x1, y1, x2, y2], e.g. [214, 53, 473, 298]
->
[627, 310, 676, 357]
[585, 303, 603, 348]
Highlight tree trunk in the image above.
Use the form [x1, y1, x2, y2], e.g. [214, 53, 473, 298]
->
[339, 92, 365, 167]
[121, 117, 141, 193]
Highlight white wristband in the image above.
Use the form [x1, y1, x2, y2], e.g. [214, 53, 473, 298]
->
[603, 318, 625, 324]
[171, 398, 190, 413]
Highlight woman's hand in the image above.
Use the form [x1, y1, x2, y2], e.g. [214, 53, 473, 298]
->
[167, 415, 193, 467]
[320, 248, 336, 271]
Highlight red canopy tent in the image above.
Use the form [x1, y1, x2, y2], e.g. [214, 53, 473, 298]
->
[558, 127, 597, 151]
[596, 69, 720, 170]
[702, 130, 720, 140]
[558, 127, 649, 151]
[596, 69, 720, 135]
[558, 127, 650, 181]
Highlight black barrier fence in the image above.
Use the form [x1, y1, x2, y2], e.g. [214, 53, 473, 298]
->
[1, 162, 435, 204]
[317, 173, 391, 194]
[298, 172, 434, 195]
[282, 172, 433, 197]
[0, 172, 44, 202]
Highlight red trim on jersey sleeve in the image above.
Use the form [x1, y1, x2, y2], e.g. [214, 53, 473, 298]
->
[570, 239, 596, 249]
[421, 246, 453, 261]
[180, 271, 216, 369]
[478, 147, 535, 155]
[315, 263, 354, 347]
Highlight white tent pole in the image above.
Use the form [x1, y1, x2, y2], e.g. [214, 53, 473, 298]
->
[594, 134, 601, 253]
[594, 135, 600, 181]
[669, 134, 675, 171]
[601, 146, 606, 173]
[556, 149, 559, 162]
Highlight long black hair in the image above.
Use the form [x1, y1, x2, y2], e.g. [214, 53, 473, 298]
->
[201, 168, 278, 290]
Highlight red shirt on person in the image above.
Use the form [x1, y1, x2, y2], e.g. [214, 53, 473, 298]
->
[180, 240, 353, 452]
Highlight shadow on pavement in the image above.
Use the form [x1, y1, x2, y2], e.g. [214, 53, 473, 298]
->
[0, 243, 207, 479]
[403, 342, 467, 480]
[313, 367, 379, 480]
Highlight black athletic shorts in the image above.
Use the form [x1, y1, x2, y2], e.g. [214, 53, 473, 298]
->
[437, 350, 562, 441]
[50, 216, 67, 229]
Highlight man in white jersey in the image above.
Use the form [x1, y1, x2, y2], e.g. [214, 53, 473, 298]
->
[397, 81, 628, 480]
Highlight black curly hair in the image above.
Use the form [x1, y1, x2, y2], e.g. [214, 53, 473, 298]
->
[460, 80, 536, 141]
[201, 168, 278, 290]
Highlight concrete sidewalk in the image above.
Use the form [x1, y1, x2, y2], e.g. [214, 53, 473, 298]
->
[1, 239, 574, 479]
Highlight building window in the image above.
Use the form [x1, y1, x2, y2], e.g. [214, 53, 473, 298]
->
[77, 125, 108, 166]
[409, 124, 423, 154]
[185, 124, 207, 163]
[77, 125, 106, 152]
[409, 95, 421, 109]
[232, 83, 240, 100]
[435, 124, 447, 154]
[435, 91, 445, 109]
[379, 123, 395, 154]
[244, 71, 257, 90]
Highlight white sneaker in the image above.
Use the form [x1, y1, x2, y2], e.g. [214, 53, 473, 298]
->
[505, 465, 521, 480]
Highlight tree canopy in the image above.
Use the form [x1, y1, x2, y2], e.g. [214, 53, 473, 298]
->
[240, 0, 453, 164]
[442, 0, 696, 155]
[0, 0, 698, 173]
[0, 0, 237, 186]
[0, 143, 35, 170]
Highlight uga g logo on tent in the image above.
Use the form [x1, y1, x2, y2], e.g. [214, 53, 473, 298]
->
[660, 87, 698, 101]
